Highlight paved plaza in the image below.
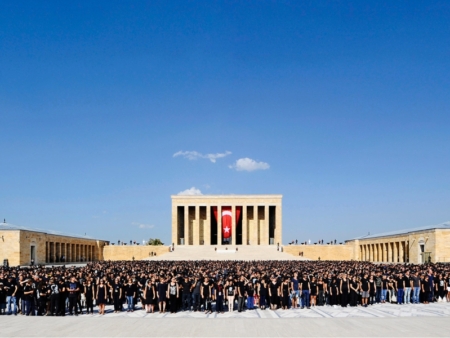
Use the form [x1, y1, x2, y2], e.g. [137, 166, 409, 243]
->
[2, 303, 450, 337]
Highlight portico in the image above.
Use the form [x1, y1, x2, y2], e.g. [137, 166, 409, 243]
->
[171, 195, 282, 246]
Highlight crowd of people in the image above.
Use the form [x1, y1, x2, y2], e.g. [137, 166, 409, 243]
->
[0, 260, 449, 316]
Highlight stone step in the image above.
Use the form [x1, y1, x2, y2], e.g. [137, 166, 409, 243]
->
[146, 245, 307, 261]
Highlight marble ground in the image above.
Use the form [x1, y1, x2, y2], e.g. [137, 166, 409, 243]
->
[2, 303, 450, 337]
[88, 301, 450, 319]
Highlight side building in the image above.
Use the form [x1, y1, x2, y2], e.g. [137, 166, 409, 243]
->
[284, 221, 450, 264]
[0, 223, 109, 266]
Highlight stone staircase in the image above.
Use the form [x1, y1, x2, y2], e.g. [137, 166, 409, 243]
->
[145, 245, 308, 261]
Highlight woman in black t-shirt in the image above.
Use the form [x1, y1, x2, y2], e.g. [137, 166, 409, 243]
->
[340, 274, 349, 307]
[258, 279, 268, 310]
[200, 277, 212, 314]
[310, 277, 318, 306]
[268, 278, 279, 310]
[84, 279, 95, 314]
[225, 279, 235, 312]
[349, 276, 359, 307]
[144, 278, 156, 313]
[96, 279, 107, 315]
[280, 278, 290, 310]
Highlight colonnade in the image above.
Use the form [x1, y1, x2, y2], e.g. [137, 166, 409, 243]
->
[360, 240, 409, 263]
[45, 241, 97, 263]
[174, 204, 281, 246]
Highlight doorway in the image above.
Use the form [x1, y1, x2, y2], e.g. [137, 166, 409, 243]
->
[30, 245, 36, 264]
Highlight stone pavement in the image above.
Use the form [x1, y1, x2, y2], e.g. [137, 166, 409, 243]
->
[2, 303, 450, 337]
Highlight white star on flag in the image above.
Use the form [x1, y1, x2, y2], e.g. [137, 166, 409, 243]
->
[224, 226, 230, 233]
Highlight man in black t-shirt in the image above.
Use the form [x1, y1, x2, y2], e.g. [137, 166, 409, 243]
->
[5, 276, 18, 315]
[67, 277, 80, 315]
[22, 279, 34, 316]
[300, 274, 311, 309]
[396, 273, 405, 304]
[181, 276, 192, 311]
[237, 275, 246, 312]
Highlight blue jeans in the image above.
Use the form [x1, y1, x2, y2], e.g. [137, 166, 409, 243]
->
[192, 293, 201, 311]
[182, 292, 191, 310]
[247, 296, 254, 309]
[397, 288, 404, 304]
[7, 296, 17, 315]
[413, 287, 420, 304]
[404, 287, 411, 304]
[23, 300, 31, 315]
[302, 290, 310, 308]
[375, 289, 382, 303]
[126, 296, 134, 311]
[381, 289, 387, 301]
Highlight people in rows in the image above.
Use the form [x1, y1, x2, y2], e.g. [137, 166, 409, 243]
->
[0, 260, 449, 316]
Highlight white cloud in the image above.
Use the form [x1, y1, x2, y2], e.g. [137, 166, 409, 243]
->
[229, 158, 270, 172]
[178, 187, 203, 195]
[173, 150, 231, 163]
[132, 222, 155, 229]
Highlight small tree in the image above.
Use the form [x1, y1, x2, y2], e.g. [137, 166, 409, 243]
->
[147, 238, 164, 246]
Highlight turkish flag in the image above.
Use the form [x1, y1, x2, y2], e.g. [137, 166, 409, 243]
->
[213, 207, 242, 239]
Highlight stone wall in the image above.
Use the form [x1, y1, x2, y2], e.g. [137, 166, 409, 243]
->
[283, 244, 355, 261]
[434, 229, 450, 263]
[103, 245, 170, 260]
[0, 231, 21, 266]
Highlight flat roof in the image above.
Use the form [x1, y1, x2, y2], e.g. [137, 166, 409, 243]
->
[172, 194, 282, 199]
[0, 222, 104, 241]
[347, 221, 450, 241]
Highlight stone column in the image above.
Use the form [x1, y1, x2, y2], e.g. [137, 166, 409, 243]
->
[217, 206, 222, 245]
[262, 205, 269, 245]
[231, 205, 236, 245]
[204, 206, 211, 245]
[184, 206, 189, 245]
[242, 206, 247, 245]
[254, 206, 259, 245]
[171, 202, 177, 246]
[394, 242, 399, 263]
[193, 206, 200, 245]
[399, 241, 404, 263]
[275, 204, 282, 246]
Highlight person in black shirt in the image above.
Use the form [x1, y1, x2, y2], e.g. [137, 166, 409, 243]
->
[340, 274, 349, 307]
[37, 282, 49, 316]
[22, 279, 34, 316]
[124, 278, 136, 313]
[5, 276, 18, 315]
[360, 274, 369, 307]
[58, 279, 66, 316]
[68, 277, 80, 315]
[180, 276, 192, 311]
[237, 275, 247, 312]
[200, 277, 212, 314]
[0, 282, 6, 315]
[349, 276, 359, 307]
[84, 278, 95, 314]
[48, 279, 60, 316]
[215, 279, 224, 313]
[268, 277, 279, 310]
[300, 274, 311, 309]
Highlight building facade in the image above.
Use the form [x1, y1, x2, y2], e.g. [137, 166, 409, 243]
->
[0, 223, 109, 266]
[284, 222, 450, 264]
[171, 195, 282, 246]
[346, 223, 450, 264]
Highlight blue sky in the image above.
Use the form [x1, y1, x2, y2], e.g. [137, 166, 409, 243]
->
[1, 1, 449, 244]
